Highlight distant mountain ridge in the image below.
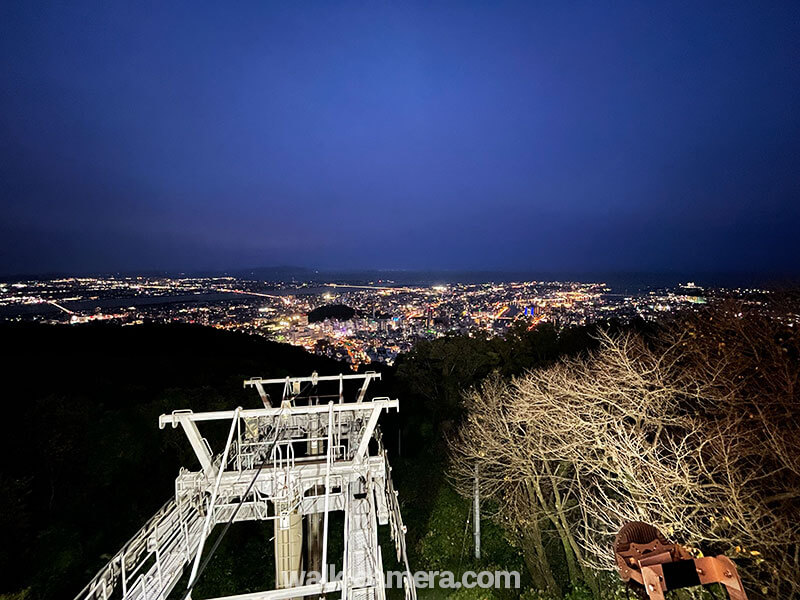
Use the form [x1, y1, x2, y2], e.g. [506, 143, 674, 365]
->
[2, 264, 797, 291]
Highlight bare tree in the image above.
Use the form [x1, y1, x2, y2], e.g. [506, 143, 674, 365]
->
[450, 299, 800, 599]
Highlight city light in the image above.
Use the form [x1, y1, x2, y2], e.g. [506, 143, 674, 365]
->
[0, 275, 770, 369]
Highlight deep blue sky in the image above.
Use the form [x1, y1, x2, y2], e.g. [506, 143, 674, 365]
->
[1, 1, 798, 276]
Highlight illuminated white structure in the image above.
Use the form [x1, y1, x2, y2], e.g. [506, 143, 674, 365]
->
[75, 372, 415, 600]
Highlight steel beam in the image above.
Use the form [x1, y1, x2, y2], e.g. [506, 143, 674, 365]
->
[159, 399, 399, 427]
[244, 372, 380, 388]
[205, 582, 342, 600]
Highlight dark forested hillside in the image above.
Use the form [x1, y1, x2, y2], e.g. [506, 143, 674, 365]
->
[0, 319, 621, 600]
[307, 304, 356, 323]
[0, 323, 347, 599]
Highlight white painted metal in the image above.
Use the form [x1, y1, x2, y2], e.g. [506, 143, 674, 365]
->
[321, 402, 334, 583]
[159, 399, 398, 426]
[172, 410, 215, 475]
[206, 581, 342, 600]
[74, 372, 416, 600]
[188, 407, 241, 588]
[243, 372, 381, 394]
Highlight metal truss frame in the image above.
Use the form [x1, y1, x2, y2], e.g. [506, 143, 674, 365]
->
[74, 372, 415, 600]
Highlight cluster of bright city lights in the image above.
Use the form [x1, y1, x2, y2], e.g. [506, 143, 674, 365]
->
[1, 276, 767, 368]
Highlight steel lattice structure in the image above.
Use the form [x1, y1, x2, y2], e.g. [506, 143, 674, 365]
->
[74, 372, 416, 600]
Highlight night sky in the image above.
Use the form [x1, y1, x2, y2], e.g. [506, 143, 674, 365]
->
[1, 1, 798, 277]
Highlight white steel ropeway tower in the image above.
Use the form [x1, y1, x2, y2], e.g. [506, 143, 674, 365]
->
[74, 371, 416, 600]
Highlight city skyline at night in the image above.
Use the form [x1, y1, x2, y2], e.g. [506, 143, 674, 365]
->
[2, 4, 800, 599]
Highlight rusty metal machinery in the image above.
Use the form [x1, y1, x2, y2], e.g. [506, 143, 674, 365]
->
[614, 522, 748, 600]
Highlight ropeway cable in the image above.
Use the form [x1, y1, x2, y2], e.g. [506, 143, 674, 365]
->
[181, 423, 282, 599]
[181, 380, 317, 599]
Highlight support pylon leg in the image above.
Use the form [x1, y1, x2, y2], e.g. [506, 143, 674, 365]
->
[275, 509, 303, 598]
